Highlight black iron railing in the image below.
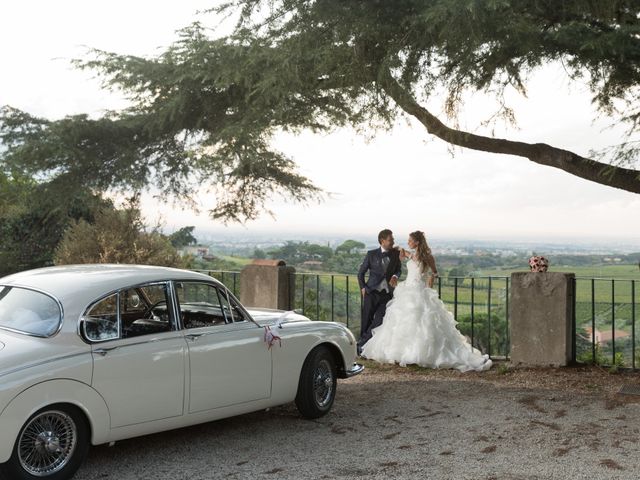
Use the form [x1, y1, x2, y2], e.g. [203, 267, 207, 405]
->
[195, 268, 639, 368]
[573, 277, 638, 369]
[288, 273, 510, 360]
[194, 270, 241, 297]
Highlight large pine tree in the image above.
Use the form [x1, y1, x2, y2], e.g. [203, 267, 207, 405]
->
[1, 0, 638, 222]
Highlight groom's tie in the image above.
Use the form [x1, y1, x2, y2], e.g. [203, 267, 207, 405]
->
[382, 251, 390, 268]
[379, 252, 390, 292]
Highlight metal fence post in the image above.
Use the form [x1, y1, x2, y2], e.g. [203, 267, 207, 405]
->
[505, 277, 510, 361]
[611, 280, 616, 364]
[591, 279, 596, 363]
[454, 277, 458, 321]
[471, 277, 475, 349]
[487, 277, 492, 357]
[346, 275, 350, 328]
[571, 277, 576, 364]
[316, 275, 320, 320]
[633, 280, 636, 370]
[302, 275, 306, 315]
[331, 275, 335, 322]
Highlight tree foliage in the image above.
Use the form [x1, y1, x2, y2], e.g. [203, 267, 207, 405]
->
[335, 240, 366, 255]
[169, 226, 198, 248]
[1, 0, 639, 224]
[0, 174, 107, 276]
[54, 197, 187, 267]
[268, 240, 334, 264]
[457, 312, 508, 357]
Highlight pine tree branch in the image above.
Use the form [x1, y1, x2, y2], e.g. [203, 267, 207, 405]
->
[378, 68, 640, 194]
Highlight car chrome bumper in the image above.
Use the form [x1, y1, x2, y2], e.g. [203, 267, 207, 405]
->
[342, 363, 364, 378]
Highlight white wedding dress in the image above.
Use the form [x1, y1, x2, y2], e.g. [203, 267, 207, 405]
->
[361, 259, 492, 372]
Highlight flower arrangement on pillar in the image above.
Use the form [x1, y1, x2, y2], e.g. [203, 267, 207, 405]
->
[528, 256, 549, 272]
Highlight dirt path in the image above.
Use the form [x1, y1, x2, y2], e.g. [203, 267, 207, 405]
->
[75, 363, 640, 480]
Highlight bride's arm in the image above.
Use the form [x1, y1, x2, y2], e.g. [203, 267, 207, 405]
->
[426, 253, 439, 288]
[399, 248, 414, 261]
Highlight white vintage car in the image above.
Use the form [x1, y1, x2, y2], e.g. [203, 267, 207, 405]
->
[0, 265, 363, 480]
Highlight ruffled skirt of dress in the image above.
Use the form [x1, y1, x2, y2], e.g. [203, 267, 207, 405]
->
[361, 280, 492, 372]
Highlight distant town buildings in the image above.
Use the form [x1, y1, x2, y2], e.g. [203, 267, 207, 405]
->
[179, 245, 216, 261]
[583, 327, 630, 345]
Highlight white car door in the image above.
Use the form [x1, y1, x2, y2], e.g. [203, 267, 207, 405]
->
[175, 281, 272, 414]
[85, 283, 186, 428]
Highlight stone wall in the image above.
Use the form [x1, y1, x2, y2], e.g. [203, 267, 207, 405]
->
[239, 259, 295, 310]
[510, 272, 575, 366]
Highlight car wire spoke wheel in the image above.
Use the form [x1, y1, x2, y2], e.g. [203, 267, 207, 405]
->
[18, 410, 77, 476]
[313, 359, 335, 408]
[296, 346, 338, 419]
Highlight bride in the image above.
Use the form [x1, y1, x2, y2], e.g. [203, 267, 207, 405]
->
[361, 230, 492, 372]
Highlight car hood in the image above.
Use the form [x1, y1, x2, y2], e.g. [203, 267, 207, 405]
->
[0, 340, 3, 351]
[246, 308, 311, 325]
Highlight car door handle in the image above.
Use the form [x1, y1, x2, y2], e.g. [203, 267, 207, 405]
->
[185, 333, 204, 341]
[93, 347, 118, 356]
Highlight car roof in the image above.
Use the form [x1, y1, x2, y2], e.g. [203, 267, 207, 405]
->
[0, 264, 218, 304]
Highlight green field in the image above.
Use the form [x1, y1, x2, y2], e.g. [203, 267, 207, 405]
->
[217, 255, 253, 267]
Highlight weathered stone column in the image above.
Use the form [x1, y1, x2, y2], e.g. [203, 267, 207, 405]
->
[240, 259, 295, 310]
[510, 272, 575, 366]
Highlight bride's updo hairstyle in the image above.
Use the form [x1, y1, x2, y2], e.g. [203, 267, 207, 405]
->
[410, 230, 432, 273]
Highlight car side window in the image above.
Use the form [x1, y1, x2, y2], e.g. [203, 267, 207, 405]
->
[82, 282, 174, 342]
[0, 286, 62, 337]
[120, 283, 173, 338]
[83, 294, 119, 341]
[175, 282, 237, 328]
[218, 291, 247, 323]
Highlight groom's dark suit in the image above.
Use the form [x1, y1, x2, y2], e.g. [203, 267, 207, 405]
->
[357, 247, 402, 349]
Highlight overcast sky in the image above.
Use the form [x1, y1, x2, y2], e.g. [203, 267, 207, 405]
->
[1, 1, 638, 245]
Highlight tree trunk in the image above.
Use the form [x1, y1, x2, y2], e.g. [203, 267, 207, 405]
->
[378, 68, 640, 194]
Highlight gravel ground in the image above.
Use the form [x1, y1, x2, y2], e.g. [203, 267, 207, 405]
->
[74, 362, 640, 480]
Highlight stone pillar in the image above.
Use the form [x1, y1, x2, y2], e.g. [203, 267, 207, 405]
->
[240, 259, 295, 310]
[510, 272, 575, 366]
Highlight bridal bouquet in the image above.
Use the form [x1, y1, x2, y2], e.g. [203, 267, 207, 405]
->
[528, 255, 549, 272]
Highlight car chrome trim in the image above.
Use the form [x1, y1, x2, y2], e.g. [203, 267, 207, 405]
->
[182, 322, 258, 341]
[313, 359, 335, 408]
[342, 363, 365, 378]
[0, 284, 65, 338]
[91, 335, 185, 352]
[18, 409, 78, 476]
[93, 347, 118, 356]
[167, 280, 181, 331]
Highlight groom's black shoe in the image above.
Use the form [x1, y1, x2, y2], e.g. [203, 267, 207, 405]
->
[356, 344, 363, 357]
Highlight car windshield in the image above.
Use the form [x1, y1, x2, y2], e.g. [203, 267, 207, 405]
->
[0, 286, 62, 337]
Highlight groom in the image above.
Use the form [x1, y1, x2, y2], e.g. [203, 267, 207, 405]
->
[356, 229, 402, 355]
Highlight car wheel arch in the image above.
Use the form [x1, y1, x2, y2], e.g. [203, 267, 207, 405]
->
[294, 340, 343, 375]
[317, 341, 347, 376]
[0, 379, 111, 464]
